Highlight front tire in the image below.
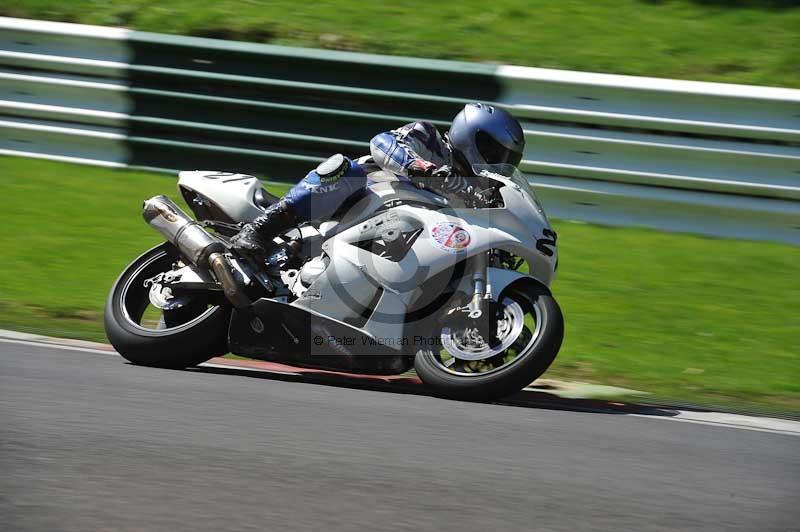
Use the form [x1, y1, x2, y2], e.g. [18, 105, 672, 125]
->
[104, 243, 231, 368]
[414, 280, 563, 402]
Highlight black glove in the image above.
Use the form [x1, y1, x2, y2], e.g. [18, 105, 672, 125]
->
[436, 167, 467, 194]
[411, 163, 470, 199]
[431, 165, 453, 178]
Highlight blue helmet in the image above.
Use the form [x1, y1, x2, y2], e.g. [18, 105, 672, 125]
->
[448, 103, 525, 172]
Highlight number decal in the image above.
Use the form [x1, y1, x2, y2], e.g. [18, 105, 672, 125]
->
[536, 229, 557, 257]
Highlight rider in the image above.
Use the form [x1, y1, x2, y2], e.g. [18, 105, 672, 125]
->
[230, 102, 525, 255]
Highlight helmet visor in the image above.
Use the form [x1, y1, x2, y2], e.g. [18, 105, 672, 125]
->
[475, 130, 523, 167]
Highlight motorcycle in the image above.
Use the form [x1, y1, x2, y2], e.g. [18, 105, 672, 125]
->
[104, 163, 563, 401]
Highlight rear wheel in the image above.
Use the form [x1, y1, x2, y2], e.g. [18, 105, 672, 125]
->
[414, 280, 563, 401]
[104, 243, 230, 368]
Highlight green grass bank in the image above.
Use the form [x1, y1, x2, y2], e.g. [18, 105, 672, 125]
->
[3, 0, 800, 87]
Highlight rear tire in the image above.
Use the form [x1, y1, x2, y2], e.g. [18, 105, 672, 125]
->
[104, 243, 231, 368]
[414, 280, 563, 402]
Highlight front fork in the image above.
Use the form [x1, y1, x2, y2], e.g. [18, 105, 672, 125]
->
[467, 253, 491, 319]
[450, 253, 493, 319]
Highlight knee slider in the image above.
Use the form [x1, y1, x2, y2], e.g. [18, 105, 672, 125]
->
[316, 153, 351, 183]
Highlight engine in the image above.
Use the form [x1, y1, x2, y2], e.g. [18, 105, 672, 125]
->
[283, 255, 328, 298]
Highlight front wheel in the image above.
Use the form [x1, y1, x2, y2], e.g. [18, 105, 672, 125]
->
[104, 243, 231, 368]
[414, 280, 564, 402]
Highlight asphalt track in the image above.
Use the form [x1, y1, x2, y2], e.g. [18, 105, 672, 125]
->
[2, 341, 799, 532]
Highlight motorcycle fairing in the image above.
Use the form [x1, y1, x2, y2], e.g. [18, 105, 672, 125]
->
[178, 171, 266, 223]
[291, 199, 555, 347]
[184, 168, 557, 362]
[228, 297, 412, 374]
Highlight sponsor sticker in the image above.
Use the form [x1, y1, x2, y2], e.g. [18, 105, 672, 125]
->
[306, 181, 341, 194]
[430, 222, 471, 252]
[319, 171, 343, 184]
[156, 203, 178, 222]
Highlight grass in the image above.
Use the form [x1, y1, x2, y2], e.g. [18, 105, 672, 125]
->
[1, 156, 798, 413]
[3, 0, 800, 87]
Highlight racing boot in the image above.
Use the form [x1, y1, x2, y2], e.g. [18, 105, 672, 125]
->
[229, 199, 297, 256]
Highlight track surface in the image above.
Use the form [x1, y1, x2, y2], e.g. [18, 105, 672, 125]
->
[2, 343, 798, 531]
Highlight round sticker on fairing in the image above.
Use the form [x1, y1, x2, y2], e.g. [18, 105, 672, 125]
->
[430, 222, 471, 252]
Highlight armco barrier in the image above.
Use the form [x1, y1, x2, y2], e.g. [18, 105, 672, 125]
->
[1, 17, 798, 244]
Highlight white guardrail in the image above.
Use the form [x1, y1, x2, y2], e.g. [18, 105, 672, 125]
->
[1, 17, 798, 244]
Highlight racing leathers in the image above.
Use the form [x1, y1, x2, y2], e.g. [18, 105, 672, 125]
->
[230, 121, 467, 255]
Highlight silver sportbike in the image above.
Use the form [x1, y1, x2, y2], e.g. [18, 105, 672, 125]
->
[104, 163, 563, 401]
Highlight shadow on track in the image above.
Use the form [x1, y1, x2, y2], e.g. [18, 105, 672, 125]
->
[186, 362, 680, 419]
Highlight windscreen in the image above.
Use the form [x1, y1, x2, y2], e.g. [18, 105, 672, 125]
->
[471, 163, 542, 211]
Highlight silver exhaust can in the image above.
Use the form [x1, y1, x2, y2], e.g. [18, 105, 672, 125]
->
[142, 195, 225, 267]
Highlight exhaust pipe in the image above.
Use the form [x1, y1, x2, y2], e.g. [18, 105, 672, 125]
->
[142, 195, 250, 308]
[207, 252, 251, 309]
[143, 195, 223, 267]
